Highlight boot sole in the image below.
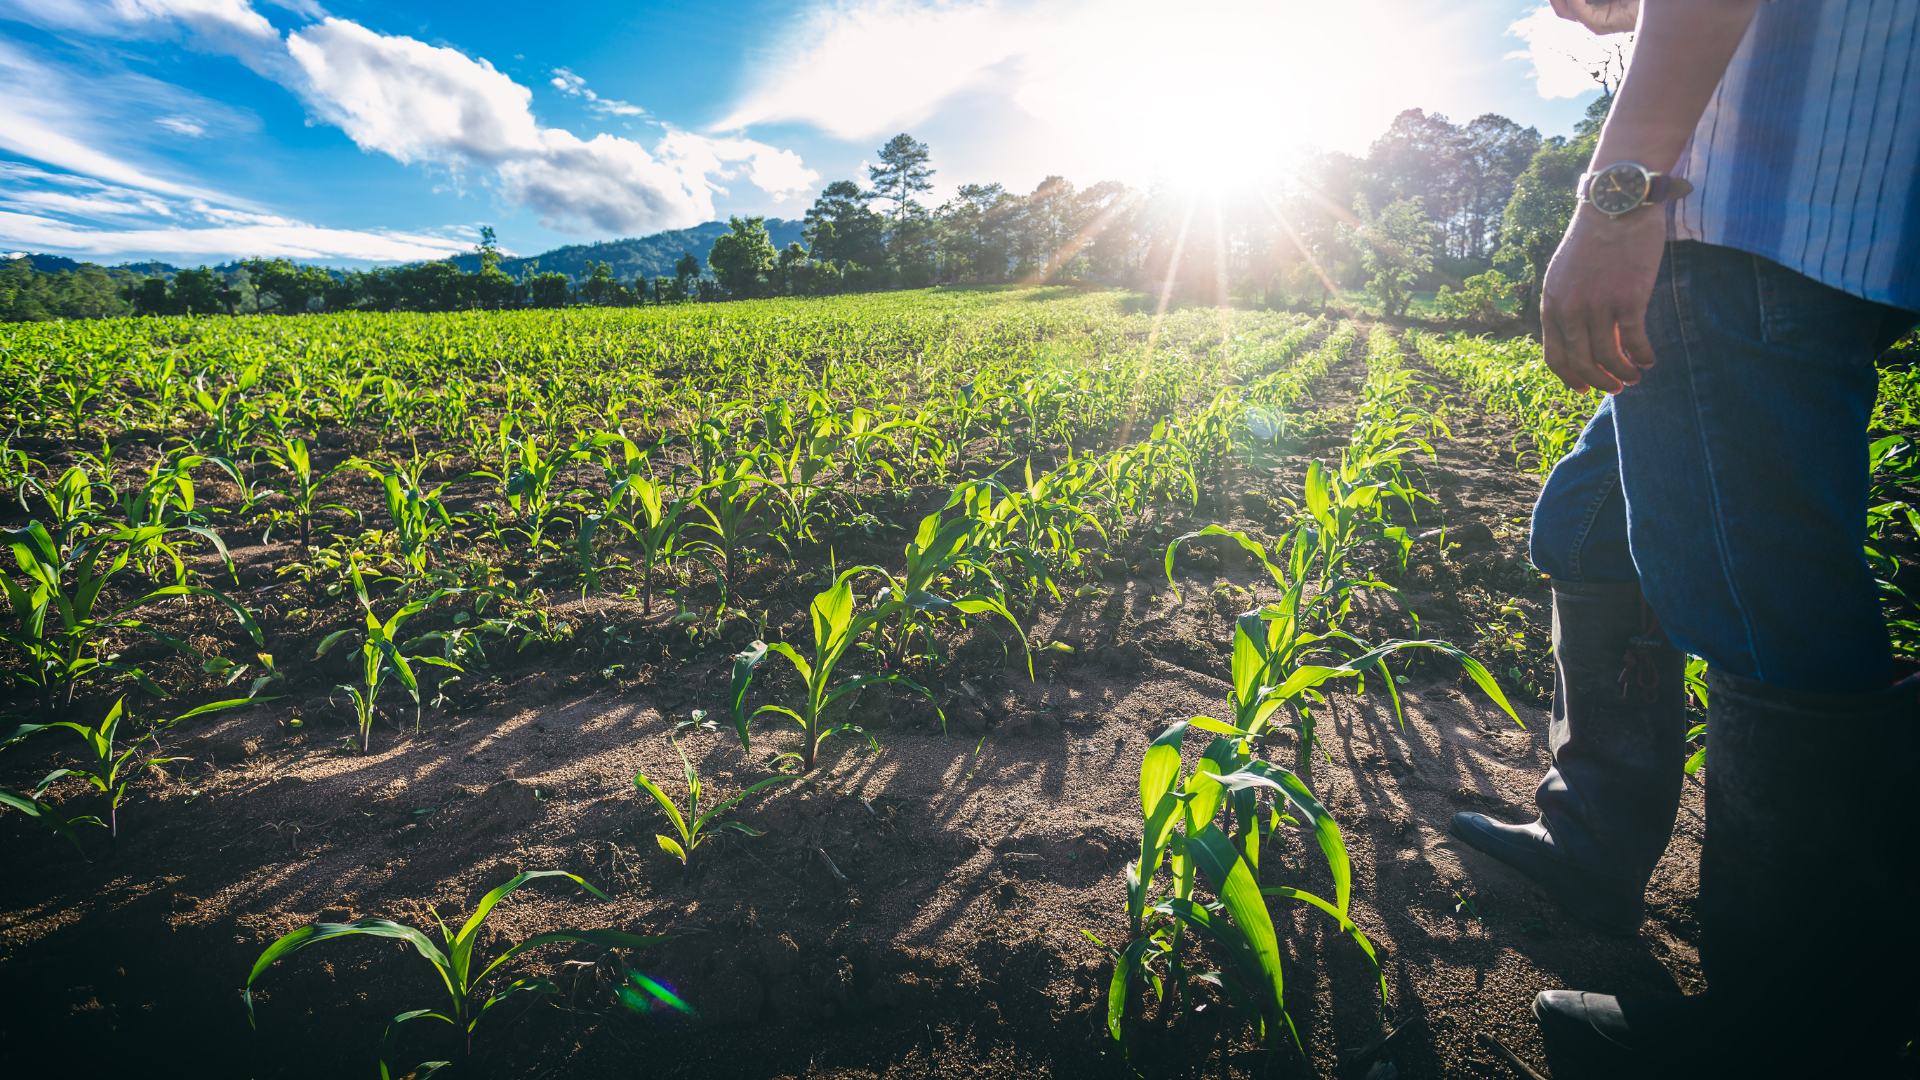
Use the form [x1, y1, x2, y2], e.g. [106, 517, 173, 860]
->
[1449, 813, 1644, 932]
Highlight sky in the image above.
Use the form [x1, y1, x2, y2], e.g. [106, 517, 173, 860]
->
[0, 0, 1625, 267]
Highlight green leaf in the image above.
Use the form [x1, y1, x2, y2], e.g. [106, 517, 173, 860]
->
[655, 833, 689, 863]
[244, 919, 452, 1027]
[1185, 825, 1287, 1042]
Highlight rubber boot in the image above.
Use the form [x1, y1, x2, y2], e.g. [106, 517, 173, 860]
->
[1450, 579, 1686, 929]
[1533, 668, 1920, 1079]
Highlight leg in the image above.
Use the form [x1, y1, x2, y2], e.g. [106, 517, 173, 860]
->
[1534, 243, 1920, 1073]
[1454, 369, 1686, 930]
[1613, 241, 1909, 693]
[1529, 394, 1635, 585]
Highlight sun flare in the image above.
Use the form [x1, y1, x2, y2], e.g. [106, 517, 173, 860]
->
[1007, 0, 1462, 193]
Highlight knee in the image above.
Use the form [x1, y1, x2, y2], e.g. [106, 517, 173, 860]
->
[1529, 470, 1631, 584]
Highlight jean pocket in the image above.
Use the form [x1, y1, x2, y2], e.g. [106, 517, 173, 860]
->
[1754, 254, 1882, 350]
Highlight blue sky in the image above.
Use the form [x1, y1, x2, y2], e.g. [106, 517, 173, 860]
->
[0, 0, 1621, 266]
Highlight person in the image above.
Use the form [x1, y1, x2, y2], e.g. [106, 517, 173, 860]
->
[1446, 1, 1920, 1075]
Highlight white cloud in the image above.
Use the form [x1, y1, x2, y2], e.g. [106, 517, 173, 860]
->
[1506, 6, 1633, 99]
[0, 208, 476, 261]
[0, 39, 236, 201]
[716, 0, 1020, 140]
[0, 0, 274, 40]
[286, 18, 540, 164]
[1, 0, 823, 250]
[1, 185, 177, 219]
[712, 0, 1491, 186]
[155, 113, 207, 136]
[282, 16, 816, 231]
[658, 130, 819, 201]
[549, 66, 645, 118]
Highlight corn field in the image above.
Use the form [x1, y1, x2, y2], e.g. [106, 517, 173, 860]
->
[2, 288, 1915, 1078]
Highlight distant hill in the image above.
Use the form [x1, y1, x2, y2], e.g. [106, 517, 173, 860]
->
[446, 219, 807, 282]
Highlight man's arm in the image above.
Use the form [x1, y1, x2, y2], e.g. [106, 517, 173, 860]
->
[1540, 0, 1760, 394]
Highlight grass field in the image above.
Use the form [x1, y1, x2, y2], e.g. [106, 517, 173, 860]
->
[2, 287, 1916, 1078]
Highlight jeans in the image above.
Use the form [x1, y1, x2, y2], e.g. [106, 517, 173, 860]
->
[1530, 240, 1919, 694]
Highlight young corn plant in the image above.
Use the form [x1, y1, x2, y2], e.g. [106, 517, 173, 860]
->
[3, 521, 263, 717]
[1093, 719, 1383, 1051]
[609, 473, 692, 614]
[260, 437, 349, 550]
[17, 694, 256, 838]
[868, 507, 1029, 675]
[731, 569, 941, 771]
[686, 462, 767, 590]
[633, 738, 801, 869]
[1167, 527, 1520, 779]
[355, 460, 457, 577]
[243, 870, 661, 1079]
[315, 567, 463, 752]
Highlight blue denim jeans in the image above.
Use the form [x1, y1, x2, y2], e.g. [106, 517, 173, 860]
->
[1530, 240, 1919, 694]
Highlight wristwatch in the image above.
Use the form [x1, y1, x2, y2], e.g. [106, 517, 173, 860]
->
[1577, 161, 1694, 218]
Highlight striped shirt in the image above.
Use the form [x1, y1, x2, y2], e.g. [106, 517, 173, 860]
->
[1669, 0, 1920, 312]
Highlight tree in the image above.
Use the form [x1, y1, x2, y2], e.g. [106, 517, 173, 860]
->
[774, 242, 810, 296]
[654, 275, 680, 304]
[1433, 269, 1516, 323]
[526, 271, 570, 308]
[579, 260, 627, 306]
[868, 133, 933, 220]
[674, 252, 701, 297]
[1497, 96, 1607, 314]
[803, 180, 886, 275]
[128, 277, 173, 316]
[707, 216, 778, 299]
[1350, 196, 1437, 319]
[470, 226, 516, 308]
[171, 267, 231, 315]
[1019, 176, 1077, 280]
[242, 258, 332, 314]
[1459, 116, 1542, 260]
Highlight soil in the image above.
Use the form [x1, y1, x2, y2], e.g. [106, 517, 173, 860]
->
[0, 335, 1727, 1080]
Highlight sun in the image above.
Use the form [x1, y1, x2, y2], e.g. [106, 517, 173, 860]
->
[1010, 0, 1454, 195]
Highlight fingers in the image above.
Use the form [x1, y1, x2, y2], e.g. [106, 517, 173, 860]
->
[1540, 307, 1592, 394]
[1586, 311, 1641, 390]
[1619, 313, 1658, 370]
[1565, 315, 1622, 394]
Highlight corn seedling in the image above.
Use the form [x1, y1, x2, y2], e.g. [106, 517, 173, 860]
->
[315, 567, 464, 751]
[1094, 719, 1381, 1050]
[3, 520, 263, 716]
[243, 870, 661, 1078]
[633, 738, 801, 868]
[731, 569, 941, 771]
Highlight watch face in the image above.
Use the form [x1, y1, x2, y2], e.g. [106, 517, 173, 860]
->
[1590, 163, 1651, 216]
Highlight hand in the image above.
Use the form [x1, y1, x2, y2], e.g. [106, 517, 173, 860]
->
[1549, 0, 1639, 34]
[1539, 203, 1665, 394]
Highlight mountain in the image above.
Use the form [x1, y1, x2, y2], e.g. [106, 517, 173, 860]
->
[446, 219, 807, 282]
[7, 219, 808, 285]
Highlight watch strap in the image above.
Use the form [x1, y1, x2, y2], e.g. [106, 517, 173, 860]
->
[1647, 173, 1694, 204]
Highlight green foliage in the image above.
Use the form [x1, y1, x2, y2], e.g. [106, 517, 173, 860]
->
[1349, 197, 1437, 319]
[314, 567, 463, 752]
[1432, 269, 1516, 324]
[707, 217, 779, 299]
[633, 738, 801, 866]
[731, 569, 941, 771]
[243, 870, 661, 1077]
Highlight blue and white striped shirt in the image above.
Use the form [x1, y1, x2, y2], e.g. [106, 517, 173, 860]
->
[1669, 0, 1920, 312]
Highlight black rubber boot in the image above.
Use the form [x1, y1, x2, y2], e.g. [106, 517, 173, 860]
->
[1450, 579, 1686, 929]
[1533, 668, 1920, 1079]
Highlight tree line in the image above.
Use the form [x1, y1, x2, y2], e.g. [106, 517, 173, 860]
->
[3, 98, 1605, 323]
